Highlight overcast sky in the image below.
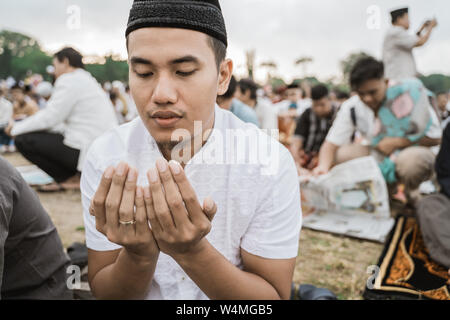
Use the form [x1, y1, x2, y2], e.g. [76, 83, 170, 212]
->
[1, 0, 449, 82]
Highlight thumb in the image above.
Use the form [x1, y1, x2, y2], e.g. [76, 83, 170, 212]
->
[202, 197, 217, 221]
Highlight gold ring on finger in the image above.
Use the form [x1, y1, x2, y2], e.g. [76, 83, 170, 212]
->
[119, 220, 136, 226]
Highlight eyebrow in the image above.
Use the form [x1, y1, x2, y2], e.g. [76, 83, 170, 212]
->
[130, 55, 200, 67]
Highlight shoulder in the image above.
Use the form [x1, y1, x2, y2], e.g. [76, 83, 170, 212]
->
[217, 105, 291, 170]
[336, 95, 361, 115]
[86, 117, 146, 165]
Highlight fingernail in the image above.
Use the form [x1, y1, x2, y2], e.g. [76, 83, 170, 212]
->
[116, 162, 127, 176]
[204, 197, 214, 211]
[148, 168, 158, 183]
[156, 158, 168, 173]
[136, 186, 143, 198]
[169, 160, 181, 175]
[144, 186, 151, 198]
[127, 168, 137, 182]
[104, 166, 114, 179]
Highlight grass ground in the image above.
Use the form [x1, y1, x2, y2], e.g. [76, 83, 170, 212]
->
[3, 152, 384, 300]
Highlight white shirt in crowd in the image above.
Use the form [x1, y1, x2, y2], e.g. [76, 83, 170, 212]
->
[326, 94, 442, 147]
[382, 26, 419, 80]
[11, 69, 118, 171]
[81, 105, 302, 300]
[254, 98, 278, 130]
[0, 97, 13, 128]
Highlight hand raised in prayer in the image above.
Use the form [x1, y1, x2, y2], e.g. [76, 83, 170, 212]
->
[90, 162, 160, 262]
[143, 157, 217, 260]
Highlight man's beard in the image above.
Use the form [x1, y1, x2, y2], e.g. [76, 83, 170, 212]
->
[156, 135, 194, 164]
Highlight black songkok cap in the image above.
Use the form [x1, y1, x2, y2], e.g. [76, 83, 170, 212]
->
[390, 7, 409, 22]
[126, 0, 228, 47]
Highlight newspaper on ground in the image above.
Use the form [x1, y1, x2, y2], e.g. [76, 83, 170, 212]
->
[16, 165, 54, 186]
[300, 156, 395, 243]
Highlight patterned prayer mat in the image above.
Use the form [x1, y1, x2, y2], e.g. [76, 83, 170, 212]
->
[364, 215, 450, 300]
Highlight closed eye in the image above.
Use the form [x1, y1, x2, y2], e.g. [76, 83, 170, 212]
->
[176, 70, 196, 77]
[136, 72, 153, 78]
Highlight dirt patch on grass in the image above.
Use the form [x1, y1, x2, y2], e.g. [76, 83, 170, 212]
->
[3, 152, 384, 299]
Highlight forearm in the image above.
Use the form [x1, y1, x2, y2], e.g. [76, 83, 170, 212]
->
[90, 249, 158, 300]
[416, 27, 433, 47]
[318, 141, 338, 171]
[419, 136, 441, 147]
[174, 240, 281, 300]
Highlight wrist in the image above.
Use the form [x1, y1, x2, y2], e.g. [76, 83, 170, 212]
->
[171, 238, 211, 266]
[123, 248, 159, 267]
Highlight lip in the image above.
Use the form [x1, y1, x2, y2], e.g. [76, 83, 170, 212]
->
[152, 117, 182, 128]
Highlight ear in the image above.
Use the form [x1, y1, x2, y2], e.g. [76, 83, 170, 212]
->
[217, 59, 233, 96]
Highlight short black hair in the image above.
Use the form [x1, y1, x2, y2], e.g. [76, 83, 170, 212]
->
[350, 57, 384, 90]
[126, 35, 226, 70]
[207, 36, 227, 69]
[219, 75, 237, 100]
[437, 91, 448, 97]
[311, 84, 329, 101]
[237, 78, 258, 101]
[391, 8, 408, 24]
[286, 82, 299, 90]
[335, 90, 350, 100]
[54, 47, 84, 69]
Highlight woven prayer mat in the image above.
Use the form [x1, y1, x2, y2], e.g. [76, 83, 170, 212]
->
[363, 215, 450, 300]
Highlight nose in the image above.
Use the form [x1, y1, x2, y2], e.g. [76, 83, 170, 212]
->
[152, 73, 177, 106]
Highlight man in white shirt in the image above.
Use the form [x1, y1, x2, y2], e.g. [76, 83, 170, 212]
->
[382, 7, 437, 80]
[83, 0, 301, 300]
[314, 57, 441, 197]
[6, 47, 118, 191]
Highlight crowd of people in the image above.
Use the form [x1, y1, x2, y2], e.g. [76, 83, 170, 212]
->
[0, 1, 449, 300]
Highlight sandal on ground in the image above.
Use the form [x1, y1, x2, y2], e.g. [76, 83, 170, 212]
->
[297, 284, 337, 300]
[37, 182, 79, 193]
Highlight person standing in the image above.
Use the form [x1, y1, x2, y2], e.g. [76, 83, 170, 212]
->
[6, 47, 118, 192]
[382, 7, 437, 80]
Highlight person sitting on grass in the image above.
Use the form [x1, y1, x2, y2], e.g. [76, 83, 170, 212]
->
[0, 156, 71, 300]
[5, 47, 118, 192]
[289, 84, 337, 173]
[216, 75, 260, 126]
[10, 83, 39, 121]
[314, 57, 441, 203]
[83, 0, 301, 300]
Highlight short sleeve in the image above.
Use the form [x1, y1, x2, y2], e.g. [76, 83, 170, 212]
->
[81, 145, 122, 252]
[240, 148, 302, 259]
[426, 105, 443, 139]
[395, 30, 419, 50]
[325, 102, 354, 146]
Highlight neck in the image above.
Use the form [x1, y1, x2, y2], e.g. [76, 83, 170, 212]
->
[219, 98, 233, 110]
